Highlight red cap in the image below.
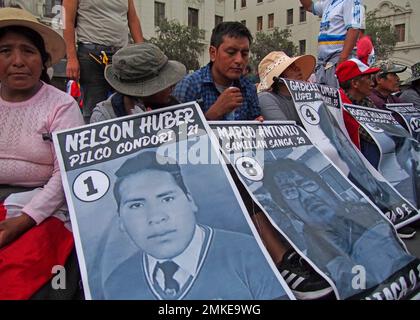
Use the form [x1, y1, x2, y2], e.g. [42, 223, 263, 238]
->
[336, 58, 380, 83]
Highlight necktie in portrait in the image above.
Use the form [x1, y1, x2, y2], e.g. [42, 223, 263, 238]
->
[154, 260, 180, 297]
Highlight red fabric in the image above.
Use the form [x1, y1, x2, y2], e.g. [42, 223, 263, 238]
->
[0, 202, 74, 300]
[67, 80, 84, 109]
[340, 89, 361, 150]
[336, 59, 380, 83]
[356, 35, 374, 66]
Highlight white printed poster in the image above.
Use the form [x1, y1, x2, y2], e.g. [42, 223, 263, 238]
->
[211, 121, 420, 300]
[282, 79, 419, 227]
[345, 103, 420, 209]
[53, 103, 293, 300]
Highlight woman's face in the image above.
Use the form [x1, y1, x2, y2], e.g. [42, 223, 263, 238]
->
[0, 31, 43, 94]
[281, 62, 303, 81]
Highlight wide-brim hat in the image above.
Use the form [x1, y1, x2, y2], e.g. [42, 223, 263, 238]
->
[404, 62, 420, 85]
[105, 43, 187, 97]
[373, 60, 407, 76]
[0, 7, 66, 66]
[257, 51, 316, 92]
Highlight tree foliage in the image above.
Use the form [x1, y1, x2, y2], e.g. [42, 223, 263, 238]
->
[149, 19, 206, 72]
[250, 28, 297, 74]
[365, 11, 397, 60]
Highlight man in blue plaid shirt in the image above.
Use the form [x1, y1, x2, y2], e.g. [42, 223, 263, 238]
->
[173, 22, 262, 121]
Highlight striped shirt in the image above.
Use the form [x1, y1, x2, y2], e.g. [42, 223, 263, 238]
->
[313, 0, 364, 61]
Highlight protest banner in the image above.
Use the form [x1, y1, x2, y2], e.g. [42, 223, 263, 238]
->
[53, 102, 293, 300]
[211, 121, 420, 300]
[344, 104, 420, 209]
[281, 79, 419, 227]
[386, 103, 420, 142]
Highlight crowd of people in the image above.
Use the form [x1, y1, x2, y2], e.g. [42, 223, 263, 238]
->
[1, 0, 420, 300]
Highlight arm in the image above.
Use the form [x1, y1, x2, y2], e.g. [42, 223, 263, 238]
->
[22, 100, 84, 222]
[259, 93, 288, 121]
[339, 0, 363, 65]
[299, 0, 313, 12]
[127, 0, 144, 43]
[63, 0, 80, 79]
[0, 98, 83, 248]
[173, 73, 244, 120]
[205, 88, 244, 120]
[338, 28, 359, 65]
[0, 214, 36, 248]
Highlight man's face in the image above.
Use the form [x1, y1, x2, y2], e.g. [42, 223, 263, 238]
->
[209, 35, 250, 84]
[118, 170, 197, 259]
[377, 73, 401, 93]
[352, 74, 374, 98]
[281, 62, 303, 81]
[273, 169, 338, 225]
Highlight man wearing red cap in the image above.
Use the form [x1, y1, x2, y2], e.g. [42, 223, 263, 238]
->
[336, 59, 418, 239]
[336, 59, 380, 104]
[335, 58, 380, 150]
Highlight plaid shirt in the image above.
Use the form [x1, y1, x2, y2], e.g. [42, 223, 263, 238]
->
[173, 63, 261, 120]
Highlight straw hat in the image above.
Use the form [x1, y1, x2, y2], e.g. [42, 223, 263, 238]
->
[257, 51, 316, 92]
[105, 43, 186, 97]
[0, 7, 66, 65]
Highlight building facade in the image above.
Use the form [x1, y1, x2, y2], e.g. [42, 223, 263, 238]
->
[134, 0, 234, 64]
[231, 0, 420, 79]
[3, 0, 418, 77]
[1, 0, 61, 25]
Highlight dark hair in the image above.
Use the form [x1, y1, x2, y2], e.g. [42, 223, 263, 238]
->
[113, 151, 189, 211]
[271, 76, 285, 94]
[0, 26, 51, 84]
[210, 21, 253, 48]
[339, 79, 352, 90]
[263, 158, 336, 208]
[372, 73, 388, 87]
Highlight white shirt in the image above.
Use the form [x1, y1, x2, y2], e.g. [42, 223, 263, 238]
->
[147, 225, 205, 291]
[313, 0, 364, 61]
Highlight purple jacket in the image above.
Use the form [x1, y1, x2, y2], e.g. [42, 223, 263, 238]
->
[369, 89, 403, 110]
[369, 89, 407, 129]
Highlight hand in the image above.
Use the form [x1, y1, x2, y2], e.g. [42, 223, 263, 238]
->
[255, 115, 264, 122]
[205, 87, 243, 120]
[66, 56, 80, 80]
[0, 213, 36, 249]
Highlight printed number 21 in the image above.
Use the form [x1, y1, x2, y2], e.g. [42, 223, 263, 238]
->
[84, 176, 98, 196]
[187, 124, 199, 136]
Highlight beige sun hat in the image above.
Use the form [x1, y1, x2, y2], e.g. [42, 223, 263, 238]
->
[257, 51, 316, 93]
[0, 7, 66, 65]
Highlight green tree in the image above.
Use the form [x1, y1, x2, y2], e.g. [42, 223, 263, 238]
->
[365, 11, 397, 60]
[250, 28, 297, 75]
[149, 19, 205, 72]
